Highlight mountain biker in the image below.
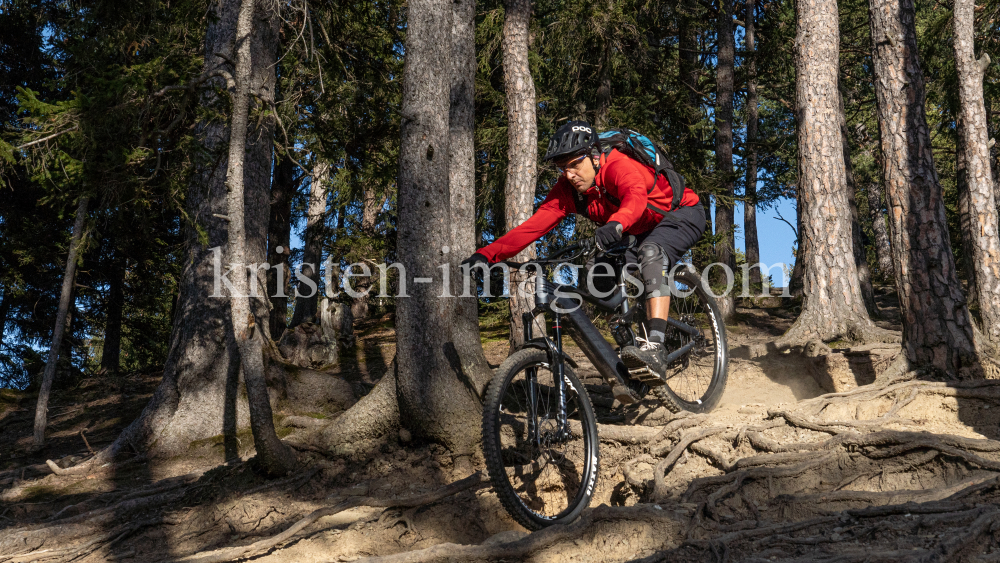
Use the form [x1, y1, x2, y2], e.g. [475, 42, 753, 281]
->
[462, 120, 707, 397]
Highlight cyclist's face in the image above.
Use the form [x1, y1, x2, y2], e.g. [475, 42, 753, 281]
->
[556, 154, 597, 193]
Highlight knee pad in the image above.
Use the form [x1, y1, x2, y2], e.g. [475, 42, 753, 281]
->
[638, 243, 669, 298]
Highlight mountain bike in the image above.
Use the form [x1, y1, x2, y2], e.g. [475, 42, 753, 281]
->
[480, 235, 728, 530]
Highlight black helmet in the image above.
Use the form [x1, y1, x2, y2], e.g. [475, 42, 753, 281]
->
[544, 120, 595, 162]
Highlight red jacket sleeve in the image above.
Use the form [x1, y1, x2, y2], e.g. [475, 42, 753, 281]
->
[477, 178, 574, 263]
[603, 157, 652, 231]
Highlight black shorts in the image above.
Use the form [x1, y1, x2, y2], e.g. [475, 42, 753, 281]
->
[588, 203, 707, 297]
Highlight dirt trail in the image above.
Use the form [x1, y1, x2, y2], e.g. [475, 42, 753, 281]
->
[4, 298, 1000, 562]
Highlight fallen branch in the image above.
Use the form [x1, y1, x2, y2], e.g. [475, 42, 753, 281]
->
[175, 472, 486, 563]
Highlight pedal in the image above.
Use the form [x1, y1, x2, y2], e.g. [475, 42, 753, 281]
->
[628, 366, 665, 386]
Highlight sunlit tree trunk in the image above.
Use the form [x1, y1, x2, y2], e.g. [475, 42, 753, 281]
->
[714, 0, 736, 321]
[106, 0, 284, 460]
[953, 0, 1000, 343]
[291, 160, 329, 327]
[744, 0, 761, 289]
[868, 0, 981, 376]
[779, 0, 882, 346]
[502, 0, 541, 351]
[393, 0, 483, 454]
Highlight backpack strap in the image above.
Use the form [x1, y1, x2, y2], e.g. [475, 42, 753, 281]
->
[664, 168, 686, 211]
[596, 187, 671, 219]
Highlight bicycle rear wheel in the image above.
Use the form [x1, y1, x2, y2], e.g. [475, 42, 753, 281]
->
[481, 348, 599, 530]
[651, 267, 729, 413]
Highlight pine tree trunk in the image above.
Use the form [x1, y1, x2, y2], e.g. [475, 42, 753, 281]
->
[789, 186, 805, 298]
[100, 248, 125, 374]
[361, 187, 381, 234]
[449, 0, 494, 393]
[839, 86, 879, 318]
[953, 0, 1000, 342]
[986, 96, 1000, 208]
[393, 0, 483, 455]
[33, 196, 88, 448]
[354, 186, 384, 320]
[315, 0, 487, 456]
[779, 0, 882, 346]
[291, 161, 329, 327]
[267, 152, 295, 339]
[594, 0, 613, 130]
[680, 0, 713, 272]
[223, 0, 294, 475]
[865, 176, 895, 281]
[502, 0, 541, 352]
[957, 121, 980, 310]
[714, 0, 736, 321]
[106, 0, 283, 460]
[744, 0, 761, 288]
[868, 0, 980, 376]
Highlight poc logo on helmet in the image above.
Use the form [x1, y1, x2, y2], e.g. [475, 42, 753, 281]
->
[571, 126, 592, 133]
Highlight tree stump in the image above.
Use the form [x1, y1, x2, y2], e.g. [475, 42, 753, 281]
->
[278, 323, 338, 368]
[808, 343, 901, 393]
[321, 297, 355, 350]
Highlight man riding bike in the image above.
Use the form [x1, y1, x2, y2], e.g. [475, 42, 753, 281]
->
[463, 120, 707, 402]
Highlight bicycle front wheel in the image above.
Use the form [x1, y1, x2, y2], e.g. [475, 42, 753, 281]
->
[481, 348, 599, 530]
[652, 267, 729, 413]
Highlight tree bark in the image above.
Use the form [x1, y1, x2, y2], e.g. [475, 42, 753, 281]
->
[316, 0, 487, 456]
[865, 175, 895, 281]
[449, 0, 494, 393]
[957, 119, 980, 310]
[778, 0, 883, 346]
[268, 152, 295, 340]
[594, 0, 613, 130]
[789, 185, 805, 298]
[839, 86, 879, 318]
[105, 0, 283, 460]
[291, 160, 329, 328]
[393, 0, 482, 454]
[222, 0, 294, 475]
[502, 0, 541, 352]
[744, 0, 761, 289]
[714, 0, 736, 322]
[33, 196, 88, 448]
[100, 247, 125, 374]
[953, 0, 1000, 343]
[868, 0, 980, 376]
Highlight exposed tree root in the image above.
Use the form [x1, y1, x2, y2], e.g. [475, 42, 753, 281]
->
[174, 472, 486, 563]
[292, 359, 400, 457]
[347, 505, 687, 563]
[0, 470, 219, 560]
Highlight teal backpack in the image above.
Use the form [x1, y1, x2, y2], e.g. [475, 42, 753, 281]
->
[596, 128, 688, 212]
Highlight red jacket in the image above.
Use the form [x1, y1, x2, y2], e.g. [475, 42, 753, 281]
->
[477, 148, 700, 263]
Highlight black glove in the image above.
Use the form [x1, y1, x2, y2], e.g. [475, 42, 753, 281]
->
[461, 252, 489, 269]
[595, 221, 623, 250]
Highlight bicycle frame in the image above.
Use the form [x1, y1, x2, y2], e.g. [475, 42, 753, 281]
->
[510, 242, 702, 441]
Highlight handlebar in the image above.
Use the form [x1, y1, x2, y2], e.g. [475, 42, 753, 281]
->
[498, 234, 636, 269]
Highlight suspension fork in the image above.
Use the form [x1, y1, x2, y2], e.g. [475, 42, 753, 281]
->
[523, 312, 540, 446]
[552, 312, 569, 439]
[522, 310, 569, 443]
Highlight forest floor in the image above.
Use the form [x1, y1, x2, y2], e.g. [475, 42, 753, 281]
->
[5, 287, 1000, 562]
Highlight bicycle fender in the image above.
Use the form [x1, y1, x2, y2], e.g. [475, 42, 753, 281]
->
[514, 339, 579, 369]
